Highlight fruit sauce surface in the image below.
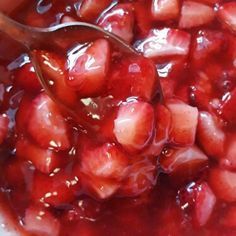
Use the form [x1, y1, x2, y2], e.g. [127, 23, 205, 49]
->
[0, 0, 236, 235]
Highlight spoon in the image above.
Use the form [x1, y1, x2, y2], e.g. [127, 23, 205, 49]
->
[0, 12, 163, 122]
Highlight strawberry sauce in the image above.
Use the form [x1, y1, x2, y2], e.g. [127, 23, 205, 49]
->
[0, 0, 236, 235]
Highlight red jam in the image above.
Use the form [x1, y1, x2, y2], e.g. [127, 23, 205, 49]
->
[0, 0, 236, 235]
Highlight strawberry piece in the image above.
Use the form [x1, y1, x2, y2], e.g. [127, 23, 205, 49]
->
[166, 99, 199, 146]
[16, 138, 65, 174]
[24, 205, 60, 236]
[151, 0, 179, 21]
[32, 170, 80, 206]
[209, 168, 236, 202]
[191, 30, 225, 69]
[0, 114, 8, 144]
[143, 104, 171, 156]
[220, 135, 236, 170]
[221, 206, 236, 228]
[98, 4, 134, 43]
[67, 39, 110, 97]
[114, 101, 154, 152]
[108, 55, 158, 101]
[78, 0, 112, 21]
[27, 93, 70, 150]
[160, 145, 208, 177]
[80, 143, 129, 181]
[220, 88, 236, 124]
[178, 182, 216, 227]
[33, 50, 77, 106]
[136, 28, 191, 58]
[217, 2, 236, 33]
[194, 182, 216, 226]
[15, 62, 41, 92]
[118, 157, 157, 197]
[81, 173, 120, 200]
[179, 1, 215, 29]
[197, 111, 225, 158]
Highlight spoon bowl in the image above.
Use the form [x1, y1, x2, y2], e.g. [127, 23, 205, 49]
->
[0, 12, 162, 124]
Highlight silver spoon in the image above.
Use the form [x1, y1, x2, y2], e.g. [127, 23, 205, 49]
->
[0, 12, 163, 124]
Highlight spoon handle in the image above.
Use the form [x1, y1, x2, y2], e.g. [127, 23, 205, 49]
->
[0, 12, 41, 48]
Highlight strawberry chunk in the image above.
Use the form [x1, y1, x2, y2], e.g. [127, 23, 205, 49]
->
[108, 55, 158, 101]
[118, 157, 157, 197]
[143, 104, 171, 156]
[179, 1, 215, 29]
[194, 182, 216, 226]
[78, 0, 112, 21]
[15, 62, 41, 92]
[0, 0, 27, 13]
[114, 101, 154, 152]
[217, 2, 236, 33]
[166, 99, 199, 146]
[160, 145, 208, 177]
[209, 168, 236, 202]
[80, 143, 129, 181]
[81, 173, 120, 200]
[151, 0, 179, 21]
[98, 4, 134, 43]
[67, 39, 110, 97]
[24, 205, 60, 236]
[33, 50, 77, 107]
[16, 138, 65, 174]
[0, 114, 9, 144]
[136, 28, 191, 58]
[220, 88, 236, 124]
[32, 170, 80, 206]
[197, 111, 225, 158]
[220, 135, 236, 170]
[27, 93, 70, 150]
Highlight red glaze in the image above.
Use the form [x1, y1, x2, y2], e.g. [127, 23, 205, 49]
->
[0, 1, 236, 236]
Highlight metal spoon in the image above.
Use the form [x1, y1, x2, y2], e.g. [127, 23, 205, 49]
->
[0, 12, 162, 122]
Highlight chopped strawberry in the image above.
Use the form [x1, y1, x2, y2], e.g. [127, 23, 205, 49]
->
[118, 156, 157, 197]
[114, 100, 154, 152]
[160, 145, 208, 177]
[16, 138, 66, 174]
[24, 205, 60, 236]
[190, 30, 225, 69]
[98, 3, 134, 43]
[217, 2, 236, 33]
[80, 143, 129, 181]
[179, 1, 215, 29]
[27, 93, 70, 150]
[151, 0, 179, 21]
[194, 182, 216, 226]
[178, 182, 216, 227]
[81, 173, 120, 200]
[221, 206, 236, 228]
[197, 111, 225, 158]
[78, 0, 112, 21]
[32, 170, 81, 206]
[220, 135, 236, 170]
[67, 39, 110, 97]
[32, 50, 77, 106]
[135, 28, 191, 58]
[209, 168, 236, 202]
[143, 104, 171, 156]
[166, 99, 199, 146]
[220, 88, 236, 124]
[15, 62, 41, 92]
[108, 55, 158, 101]
[0, 114, 8, 144]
